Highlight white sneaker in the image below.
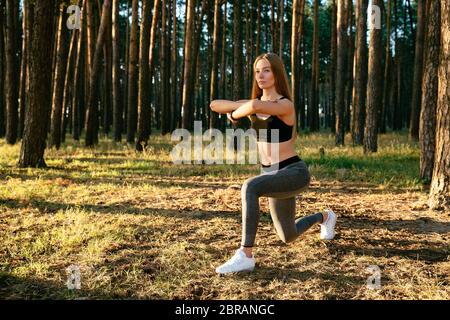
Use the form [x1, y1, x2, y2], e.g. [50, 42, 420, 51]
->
[215, 249, 255, 274]
[320, 209, 337, 240]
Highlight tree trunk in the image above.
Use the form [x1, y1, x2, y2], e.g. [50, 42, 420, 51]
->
[345, 0, 353, 134]
[291, 0, 302, 133]
[0, 0, 5, 137]
[161, 0, 171, 135]
[279, 0, 284, 57]
[352, 0, 367, 145]
[310, 0, 320, 132]
[85, 0, 112, 147]
[409, 0, 426, 140]
[18, 0, 55, 167]
[103, 5, 112, 136]
[181, 0, 195, 130]
[381, 0, 392, 134]
[136, 0, 154, 151]
[330, 0, 337, 133]
[170, 0, 177, 131]
[428, 0, 449, 211]
[61, 26, 78, 144]
[112, 0, 122, 142]
[210, 0, 221, 129]
[49, 5, 69, 149]
[126, 0, 138, 143]
[18, 0, 32, 139]
[420, 0, 440, 182]
[335, 0, 347, 145]
[5, 0, 19, 144]
[363, 0, 383, 153]
[233, 0, 244, 100]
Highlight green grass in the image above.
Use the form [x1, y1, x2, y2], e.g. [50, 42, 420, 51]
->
[0, 131, 448, 300]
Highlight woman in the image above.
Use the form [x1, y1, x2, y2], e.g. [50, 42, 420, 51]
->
[209, 53, 337, 274]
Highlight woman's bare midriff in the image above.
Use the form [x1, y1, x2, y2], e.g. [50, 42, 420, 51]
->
[257, 139, 297, 166]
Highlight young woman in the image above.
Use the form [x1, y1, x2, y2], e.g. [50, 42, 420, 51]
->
[209, 53, 337, 274]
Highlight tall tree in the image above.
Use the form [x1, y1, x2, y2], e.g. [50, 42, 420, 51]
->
[18, 0, 56, 167]
[5, 0, 19, 144]
[330, 0, 337, 133]
[381, 0, 392, 133]
[112, 0, 122, 141]
[181, 0, 195, 130]
[335, 0, 347, 145]
[85, 0, 112, 147]
[0, 0, 5, 137]
[18, 0, 32, 139]
[428, 0, 449, 210]
[363, 0, 383, 153]
[279, 0, 284, 57]
[352, 0, 368, 145]
[409, 0, 426, 140]
[102, 4, 113, 136]
[161, 0, 171, 135]
[310, 0, 320, 131]
[126, 0, 138, 143]
[233, 0, 244, 100]
[210, 0, 221, 129]
[170, 0, 178, 130]
[49, 4, 69, 149]
[72, 1, 86, 141]
[136, 0, 153, 151]
[420, 0, 440, 182]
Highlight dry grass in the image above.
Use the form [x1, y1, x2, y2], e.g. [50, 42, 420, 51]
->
[0, 131, 449, 299]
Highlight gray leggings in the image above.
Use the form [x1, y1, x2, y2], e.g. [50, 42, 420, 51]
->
[240, 160, 323, 247]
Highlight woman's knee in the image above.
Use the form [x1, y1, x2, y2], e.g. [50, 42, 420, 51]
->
[278, 232, 297, 244]
[241, 177, 260, 198]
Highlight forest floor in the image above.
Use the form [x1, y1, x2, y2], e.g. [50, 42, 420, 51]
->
[0, 131, 449, 299]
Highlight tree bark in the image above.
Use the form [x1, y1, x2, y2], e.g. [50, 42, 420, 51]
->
[112, 0, 122, 141]
[381, 0, 392, 134]
[428, 0, 449, 211]
[136, 0, 154, 151]
[5, 0, 19, 144]
[85, 0, 112, 147]
[330, 0, 337, 133]
[170, 0, 178, 130]
[335, 0, 347, 145]
[0, 0, 5, 137]
[363, 0, 383, 153]
[420, 0, 440, 182]
[181, 0, 195, 130]
[126, 0, 138, 143]
[49, 4, 69, 149]
[18, 0, 56, 167]
[210, 0, 221, 129]
[310, 0, 320, 132]
[233, 0, 244, 100]
[18, 0, 32, 139]
[409, 0, 426, 140]
[352, 0, 367, 145]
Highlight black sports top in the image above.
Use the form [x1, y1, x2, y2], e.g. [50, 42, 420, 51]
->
[249, 96, 293, 143]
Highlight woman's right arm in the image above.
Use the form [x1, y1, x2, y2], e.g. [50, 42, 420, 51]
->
[209, 100, 249, 114]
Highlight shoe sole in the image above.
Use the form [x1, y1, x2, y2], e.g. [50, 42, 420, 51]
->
[216, 267, 255, 274]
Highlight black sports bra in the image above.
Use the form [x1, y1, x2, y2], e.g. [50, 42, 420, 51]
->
[249, 96, 293, 143]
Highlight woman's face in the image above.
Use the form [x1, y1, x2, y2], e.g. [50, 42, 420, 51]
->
[255, 58, 275, 89]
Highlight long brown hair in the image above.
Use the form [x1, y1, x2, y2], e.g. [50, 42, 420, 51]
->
[250, 52, 297, 142]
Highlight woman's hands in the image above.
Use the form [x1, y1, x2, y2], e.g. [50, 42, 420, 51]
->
[226, 112, 239, 125]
